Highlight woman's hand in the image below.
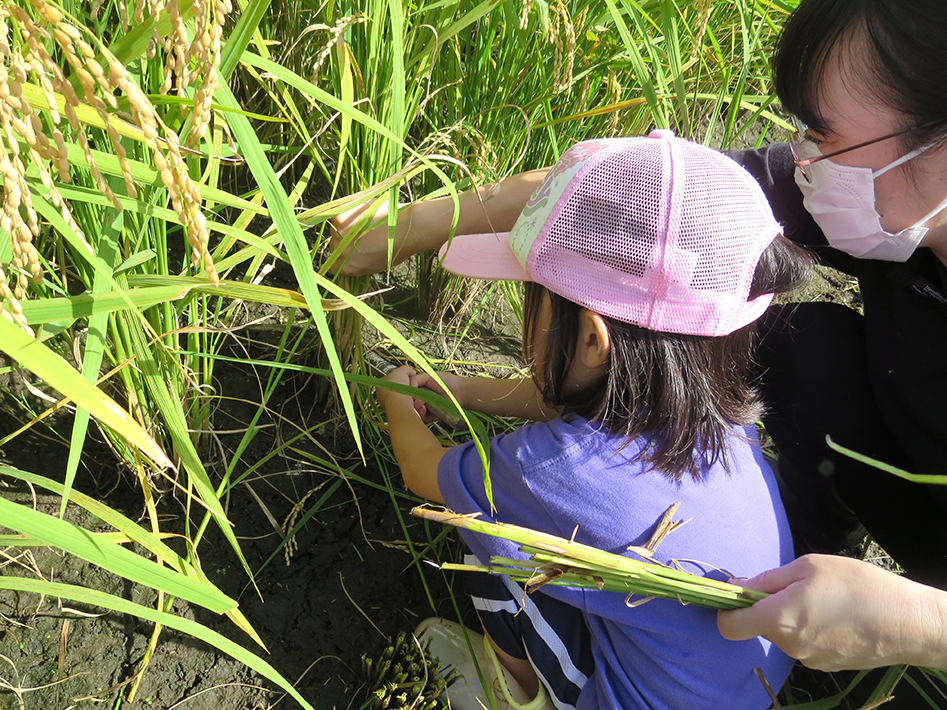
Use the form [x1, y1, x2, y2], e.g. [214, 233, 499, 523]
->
[717, 554, 947, 671]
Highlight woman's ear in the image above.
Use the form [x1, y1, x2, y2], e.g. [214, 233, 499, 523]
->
[577, 310, 610, 369]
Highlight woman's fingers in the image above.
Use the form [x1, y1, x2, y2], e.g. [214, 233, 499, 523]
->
[737, 556, 811, 594]
[717, 556, 814, 642]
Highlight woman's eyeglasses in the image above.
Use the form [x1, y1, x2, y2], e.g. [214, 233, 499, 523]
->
[789, 116, 918, 183]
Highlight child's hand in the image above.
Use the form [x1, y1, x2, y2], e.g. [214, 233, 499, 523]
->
[374, 364, 450, 504]
[376, 364, 418, 412]
[328, 198, 399, 276]
[328, 169, 548, 276]
[410, 371, 466, 422]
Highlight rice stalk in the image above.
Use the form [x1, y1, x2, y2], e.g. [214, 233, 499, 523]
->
[412, 507, 767, 610]
[827, 436, 947, 486]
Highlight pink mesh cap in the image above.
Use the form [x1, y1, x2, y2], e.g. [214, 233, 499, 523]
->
[438, 130, 783, 336]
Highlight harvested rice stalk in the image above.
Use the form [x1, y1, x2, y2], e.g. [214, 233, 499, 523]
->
[359, 631, 459, 710]
[412, 507, 769, 611]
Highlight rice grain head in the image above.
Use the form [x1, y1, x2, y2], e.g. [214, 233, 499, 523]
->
[519, 0, 532, 30]
[552, 0, 575, 92]
[0, 0, 221, 325]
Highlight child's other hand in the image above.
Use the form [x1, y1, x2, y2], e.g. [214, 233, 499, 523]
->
[374, 365, 450, 504]
[328, 197, 399, 276]
[410, 371, 465, 422]
[376, 364, 417, 412]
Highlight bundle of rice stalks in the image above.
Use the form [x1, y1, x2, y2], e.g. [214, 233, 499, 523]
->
[412, 507, 767, 611]
[359, 630, 460, 710]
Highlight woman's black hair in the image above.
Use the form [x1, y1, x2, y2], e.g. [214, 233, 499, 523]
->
[523, 235, 813, 482]
[773, 0, 947, 154]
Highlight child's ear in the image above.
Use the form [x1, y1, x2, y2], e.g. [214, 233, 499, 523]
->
[577, 310, 611, 369]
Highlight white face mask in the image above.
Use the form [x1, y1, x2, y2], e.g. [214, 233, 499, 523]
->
[793, 140, 947, 261]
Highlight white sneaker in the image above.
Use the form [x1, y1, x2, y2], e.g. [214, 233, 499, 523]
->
[414, 617, 552, 710]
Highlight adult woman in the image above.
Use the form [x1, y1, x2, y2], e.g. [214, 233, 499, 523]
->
[331, 0, 947, 673]
[721, 0, 947, 679]
[726, 0, 947, 591]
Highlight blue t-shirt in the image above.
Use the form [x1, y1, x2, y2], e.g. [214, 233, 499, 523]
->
[438, 414, 795, 710]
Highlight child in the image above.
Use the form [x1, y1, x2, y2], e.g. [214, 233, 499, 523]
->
[375, 131, 809, 710]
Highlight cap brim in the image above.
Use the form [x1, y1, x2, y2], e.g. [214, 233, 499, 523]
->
[437, 233, 531, 281]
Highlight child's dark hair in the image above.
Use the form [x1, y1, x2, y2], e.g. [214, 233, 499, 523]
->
[523, 234, 814, 481]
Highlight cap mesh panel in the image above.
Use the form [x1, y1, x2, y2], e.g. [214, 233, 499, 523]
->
[529, 137, 779, 335]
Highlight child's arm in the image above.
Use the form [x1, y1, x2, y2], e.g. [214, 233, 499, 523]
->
[410, 371, 558, 422]
[329, 168, 549, 276]
[376, 365, 449, 504]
